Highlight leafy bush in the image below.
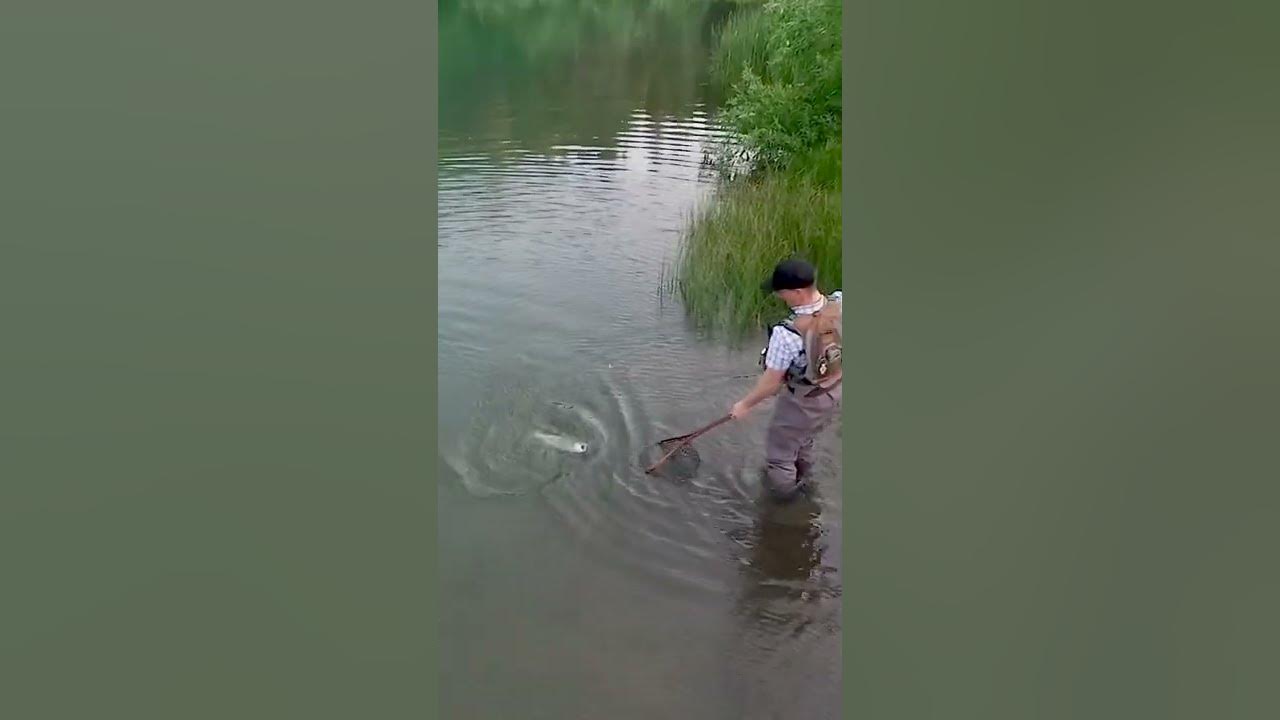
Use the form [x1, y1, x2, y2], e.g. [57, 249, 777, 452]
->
[714, 0, 841, 176]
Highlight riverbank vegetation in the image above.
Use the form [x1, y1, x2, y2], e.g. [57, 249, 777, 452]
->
[669, 0, 842, 340]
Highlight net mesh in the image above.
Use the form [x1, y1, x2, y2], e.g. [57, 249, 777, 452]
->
[639, 439, 702, 480]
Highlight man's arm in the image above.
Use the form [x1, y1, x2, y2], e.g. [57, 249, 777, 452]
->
[730, 368, 786, 419]
[731, 323, 800, 419]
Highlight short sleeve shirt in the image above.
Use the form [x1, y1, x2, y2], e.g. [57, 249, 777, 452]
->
[763, 291, 842, 372]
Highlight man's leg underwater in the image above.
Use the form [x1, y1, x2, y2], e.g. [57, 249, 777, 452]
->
[796, 435, 816, 481]
[766, 386, 841, 498]
[764, 391, 813, 499]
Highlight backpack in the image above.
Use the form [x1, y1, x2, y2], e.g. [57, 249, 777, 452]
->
[783, 296, 843, 388]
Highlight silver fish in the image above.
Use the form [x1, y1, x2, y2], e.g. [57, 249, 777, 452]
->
[530, 431, 589, 454]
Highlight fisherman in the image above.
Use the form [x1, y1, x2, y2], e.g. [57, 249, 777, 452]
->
[729, 259, 842, 500]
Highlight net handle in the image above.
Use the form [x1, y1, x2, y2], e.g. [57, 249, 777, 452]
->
[644, 414, 733, 475]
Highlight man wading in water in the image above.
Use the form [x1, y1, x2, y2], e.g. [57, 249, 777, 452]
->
[729, 259, 842, 500]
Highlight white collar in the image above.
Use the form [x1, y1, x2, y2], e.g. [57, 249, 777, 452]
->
[790, 295, 827, 316]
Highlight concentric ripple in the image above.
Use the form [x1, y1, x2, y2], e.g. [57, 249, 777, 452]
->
[442, 373, 608, 498]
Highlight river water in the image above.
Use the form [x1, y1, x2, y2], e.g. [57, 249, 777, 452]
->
[438, 2, 841, 717]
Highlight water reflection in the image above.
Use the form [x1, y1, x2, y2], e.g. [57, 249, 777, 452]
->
[735, 494, 834, 616]
[440, 0, 730, 157]
[725, 493, 842, 719]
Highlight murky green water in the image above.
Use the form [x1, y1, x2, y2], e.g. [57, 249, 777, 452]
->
[439, 2, 841, 717]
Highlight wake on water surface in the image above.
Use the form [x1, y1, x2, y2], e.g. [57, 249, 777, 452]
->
[441, 364, 841, 606]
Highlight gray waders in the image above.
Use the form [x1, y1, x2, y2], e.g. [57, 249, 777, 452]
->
[764, 381, 842, 499]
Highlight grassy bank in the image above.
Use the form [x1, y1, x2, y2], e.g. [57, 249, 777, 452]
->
[667, 175, 840, 339]
[669, 0, 841, 340]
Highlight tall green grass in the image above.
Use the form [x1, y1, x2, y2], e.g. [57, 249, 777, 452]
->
[709, 6, 770, 94]
[667, 173, 841, 343]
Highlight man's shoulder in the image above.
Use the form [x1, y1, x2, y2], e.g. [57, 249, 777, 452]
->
[769, 322, 802, 342]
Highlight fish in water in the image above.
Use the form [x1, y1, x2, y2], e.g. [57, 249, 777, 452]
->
[530, 430, 589, 454]
[550, 401, 575, 409]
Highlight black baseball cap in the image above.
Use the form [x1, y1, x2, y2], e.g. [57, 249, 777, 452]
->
[762, 258, 816, 292]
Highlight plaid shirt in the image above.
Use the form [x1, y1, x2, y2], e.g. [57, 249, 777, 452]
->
[763, 291, 842, 373]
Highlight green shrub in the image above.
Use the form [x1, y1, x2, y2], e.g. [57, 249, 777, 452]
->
[714, 0, 841, 175]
